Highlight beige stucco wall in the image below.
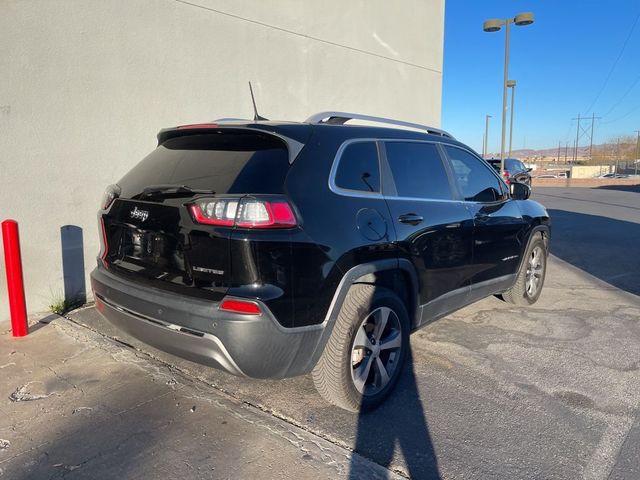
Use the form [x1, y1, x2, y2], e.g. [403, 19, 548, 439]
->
[0, 0, 444, 321]
[570, 165, 614, 179]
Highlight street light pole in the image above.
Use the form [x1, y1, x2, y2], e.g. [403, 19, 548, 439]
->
[483, 114, 492, 158]
[635, 130, 640, 176]
[483, 12, 534, 175]
[507, 80, 516, 158]
[500, 20, 511, 172]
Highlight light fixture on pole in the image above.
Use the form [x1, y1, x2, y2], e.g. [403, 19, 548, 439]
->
[507, 79, 516, 158]
[483, 12, 534, 175]
[483, 114, 492, 159]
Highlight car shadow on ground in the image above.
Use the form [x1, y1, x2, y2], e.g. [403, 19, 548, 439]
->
[349, 348, 441, 479]
[594, 184, 640, 193]
[547, 209, 640, 296]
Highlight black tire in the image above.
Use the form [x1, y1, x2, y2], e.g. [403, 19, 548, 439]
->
[502, 233, 547, 305]
[312, 284, 410, 412]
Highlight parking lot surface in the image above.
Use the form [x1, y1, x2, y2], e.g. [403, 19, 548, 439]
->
[1, 186, 639, 479]
[0, 315, 395, 480]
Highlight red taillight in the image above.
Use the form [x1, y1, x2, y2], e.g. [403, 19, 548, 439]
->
[189, 203, 236, 226]
[219, 299, 262, 315]
[502, 170, 511, 184]
[190, 197, 297, 229]
[235, 199, 297, 228]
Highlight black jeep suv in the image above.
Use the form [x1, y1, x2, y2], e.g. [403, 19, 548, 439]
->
[91, 112, 550, 411]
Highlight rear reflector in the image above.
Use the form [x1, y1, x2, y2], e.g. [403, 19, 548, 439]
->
[99, 218, 109, 268]
[219, 299, 262, 315]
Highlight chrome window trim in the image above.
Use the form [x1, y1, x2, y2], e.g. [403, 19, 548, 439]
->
[328, 138, 384, 198]
[383, 195, 462, 204]
[329, 137, 467, 202]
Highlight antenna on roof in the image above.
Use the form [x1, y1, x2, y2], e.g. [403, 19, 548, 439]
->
[248, 82, 268, 121]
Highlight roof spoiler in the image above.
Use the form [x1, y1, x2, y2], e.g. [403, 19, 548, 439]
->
[156, 124, 305, 164]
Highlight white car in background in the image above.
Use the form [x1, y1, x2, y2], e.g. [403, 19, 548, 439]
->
[596, 173, 629, 179]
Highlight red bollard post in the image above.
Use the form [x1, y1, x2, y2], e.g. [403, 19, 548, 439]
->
[2, 220, 29, 337]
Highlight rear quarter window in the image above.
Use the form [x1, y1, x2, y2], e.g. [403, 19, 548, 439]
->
[333, 141, 380, 193]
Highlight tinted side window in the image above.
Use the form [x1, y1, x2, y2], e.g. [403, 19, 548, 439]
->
[384, 142, 452, 200]
[444, 146, 505, 202]
[334, 142, 380, 193]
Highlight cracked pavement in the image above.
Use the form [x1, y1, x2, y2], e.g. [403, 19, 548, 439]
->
[0, 314, 395, 479]
[1, 186, 639, 479]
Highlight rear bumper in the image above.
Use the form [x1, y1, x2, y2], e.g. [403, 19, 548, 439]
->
[90, 265, 326, 378]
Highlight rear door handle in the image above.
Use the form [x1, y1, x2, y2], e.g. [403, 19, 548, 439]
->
[398, 213, 424, 225]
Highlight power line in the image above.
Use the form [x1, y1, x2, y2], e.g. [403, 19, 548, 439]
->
[601, 71, 640, 117]
[601, 102, 640, 124]
[584, 11, 640, 115]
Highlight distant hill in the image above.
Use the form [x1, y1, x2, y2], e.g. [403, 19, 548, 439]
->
[488, 141, 637, 161]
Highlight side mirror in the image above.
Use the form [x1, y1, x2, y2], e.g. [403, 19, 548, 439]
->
[526, 167, 533, 172]
[510, 181, 531, 200]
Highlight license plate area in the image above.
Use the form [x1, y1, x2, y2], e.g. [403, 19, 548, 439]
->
[129, 230, 166, 259]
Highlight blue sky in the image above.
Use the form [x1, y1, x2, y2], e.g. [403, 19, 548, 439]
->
[442, 0, 640, 152]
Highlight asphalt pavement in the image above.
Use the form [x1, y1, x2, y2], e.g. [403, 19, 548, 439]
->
[533, 185, 640, 296]
[1, 186, 639, 479]
[0, 314, 396, 480]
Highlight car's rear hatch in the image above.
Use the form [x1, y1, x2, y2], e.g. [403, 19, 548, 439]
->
[100, 127, 297, 301]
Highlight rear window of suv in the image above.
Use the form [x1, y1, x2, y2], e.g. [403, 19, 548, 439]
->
[506, 159, 526, 171]
[117, 131, 290, 197]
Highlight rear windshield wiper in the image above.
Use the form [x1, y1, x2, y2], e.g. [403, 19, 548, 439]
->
[134, 184, 216, 199]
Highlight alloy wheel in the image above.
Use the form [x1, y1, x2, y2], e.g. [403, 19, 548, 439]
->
[525, 246, 544, 298]
[350, 306, 403, 396]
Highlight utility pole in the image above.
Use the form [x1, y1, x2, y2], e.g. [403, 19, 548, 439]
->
[483, 115, 492, 158]
[507, 80, 516, 158]
[571, 113, 600, 164]
[574, 114, 581, 163]
[589, 113, 596, 162]
[635, 130, 640, 176]
[564, 143, 568, 163]
[557, 141, 561, 163]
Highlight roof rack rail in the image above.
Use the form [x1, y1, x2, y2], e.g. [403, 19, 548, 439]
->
[305, 111, 454, 139]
